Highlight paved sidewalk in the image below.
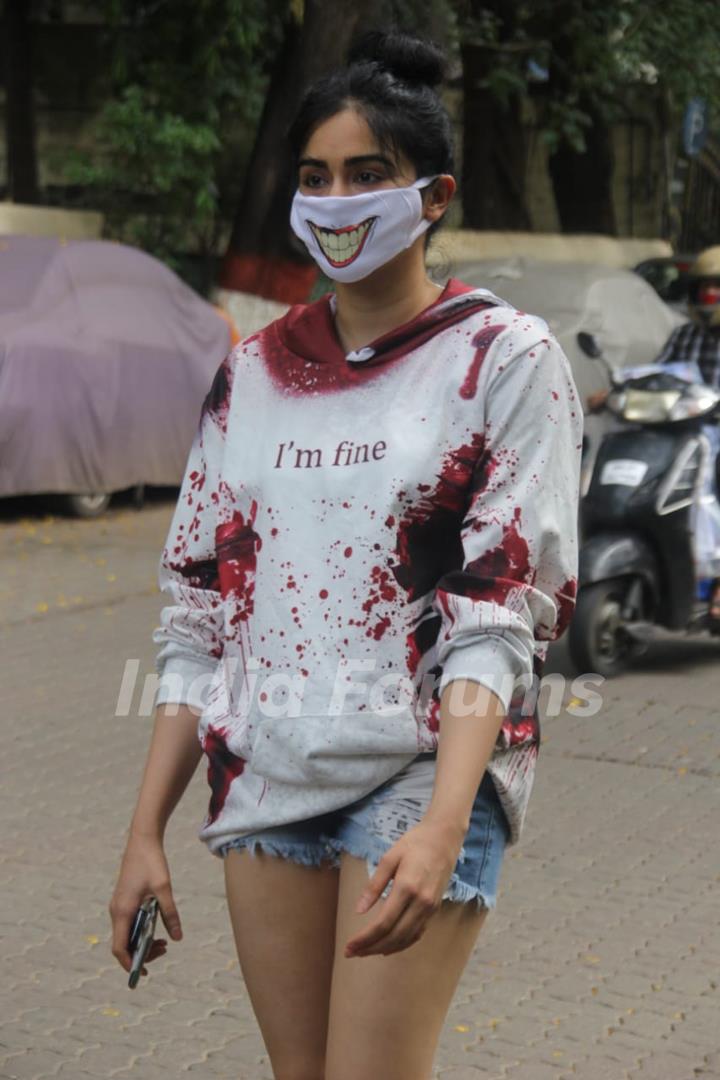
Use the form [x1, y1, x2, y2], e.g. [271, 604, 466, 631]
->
[2, 493, 719, 1079]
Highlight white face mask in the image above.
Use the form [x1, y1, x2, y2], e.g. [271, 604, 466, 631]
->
[290, 176, 438, 283]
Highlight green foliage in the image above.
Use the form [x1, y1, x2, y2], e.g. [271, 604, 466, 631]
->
[65, 86, 221, 265]
[455, 0, 720, 152]
[63, 0, 285, 271]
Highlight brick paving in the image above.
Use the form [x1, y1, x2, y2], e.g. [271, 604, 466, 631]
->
[2, 490, 719, 1079]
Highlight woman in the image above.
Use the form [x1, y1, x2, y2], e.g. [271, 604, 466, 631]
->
[110, 30, 582, 1080]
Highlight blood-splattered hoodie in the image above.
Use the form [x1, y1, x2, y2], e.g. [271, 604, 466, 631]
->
[152, 277, 582, 855]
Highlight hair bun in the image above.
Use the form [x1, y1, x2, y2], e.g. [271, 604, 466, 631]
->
[347, 30, 445, 90]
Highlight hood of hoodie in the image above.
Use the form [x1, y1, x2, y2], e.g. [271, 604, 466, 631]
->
[275, 277, 505, 370]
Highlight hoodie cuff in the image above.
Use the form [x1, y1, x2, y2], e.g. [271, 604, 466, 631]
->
[153, 655, 219, 713]
[437, 636, 528, 714]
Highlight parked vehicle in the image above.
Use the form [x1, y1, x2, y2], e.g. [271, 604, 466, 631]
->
[570, 340, 720, 676]
[633, 254, 695, 316]
[0, 235, 235, 518]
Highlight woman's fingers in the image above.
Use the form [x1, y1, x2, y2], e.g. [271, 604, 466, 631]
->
[145, 938, 167, 962]
[109, 905, 134, 973]
[109, 912, 167, 973]
[155, 881, 183, 941]
[139, 938, 168, 975]
[349, 896, 430, 957]
[345, 884, 414, 957]
[346, 822, 459, 958]
[355, 849, 400, 913]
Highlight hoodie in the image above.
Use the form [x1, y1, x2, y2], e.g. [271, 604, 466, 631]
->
[152, 277, 582, 854]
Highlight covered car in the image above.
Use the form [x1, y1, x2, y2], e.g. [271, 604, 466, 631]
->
[0, 235, 233, 514]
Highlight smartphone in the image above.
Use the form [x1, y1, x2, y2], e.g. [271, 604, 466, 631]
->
[127, 896, 159, 989]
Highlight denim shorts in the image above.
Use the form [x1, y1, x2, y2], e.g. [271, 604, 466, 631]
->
[216, 753, 510, 910]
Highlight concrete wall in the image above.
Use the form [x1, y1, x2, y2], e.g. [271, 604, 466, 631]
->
[523, 93, 669, 239]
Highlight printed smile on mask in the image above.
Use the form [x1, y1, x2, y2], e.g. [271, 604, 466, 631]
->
[308, 216, 377, 267]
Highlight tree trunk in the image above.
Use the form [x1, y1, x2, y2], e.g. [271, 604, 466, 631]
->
[548, 103, 617, 234]
[4, 0, 39, 203]
[225, 15, 301, 260]
[460, 42, 531, 231]
[220, 0, 378, 302]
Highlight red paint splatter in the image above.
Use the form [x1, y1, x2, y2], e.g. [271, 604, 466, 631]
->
[435, 506, 535, 611]
[344, 546, 353, 558]
[171, 555, 220, 591]
[392, 433, 485, 603]
[200, 352, 235, 434]
[215, 501, 262, 623]
[468, 506, 532, 582]
[390, 435, 495, 677]
[355, 567, 398, 634]
[362, 565, 397, 606]
[368, 616, 392, 640]
[459, 325, 506, 399]
[497, 654, 545, 747]
[405, 610, 443, 677]
[406, 627, 423, 677]
[426, 695, 441, 733]
[202, 724, 245, 824]
[553, 577, 578, 636]
[504, 717, 536, 746]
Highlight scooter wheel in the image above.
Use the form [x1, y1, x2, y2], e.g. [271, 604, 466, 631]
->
[569, 581, 636, 678]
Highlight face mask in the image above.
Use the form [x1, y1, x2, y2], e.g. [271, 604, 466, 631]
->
[290, 176, 438, 283]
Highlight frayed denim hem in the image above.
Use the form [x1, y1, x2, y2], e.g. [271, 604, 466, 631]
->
[443, 873, 494, 911]
[215, 835, 340, 868]
[323, 829, 397, 902]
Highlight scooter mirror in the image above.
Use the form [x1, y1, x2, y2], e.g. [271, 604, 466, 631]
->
[577, 331, 603, 358]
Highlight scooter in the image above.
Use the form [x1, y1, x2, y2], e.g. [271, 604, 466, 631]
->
[570, 334, 720, 677]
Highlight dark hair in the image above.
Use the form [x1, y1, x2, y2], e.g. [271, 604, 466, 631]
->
[287, 30, 454, 243]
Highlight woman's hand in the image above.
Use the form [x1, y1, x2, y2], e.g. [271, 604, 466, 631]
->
[343, 817, 465, 958]
[108, 833, 183, 978]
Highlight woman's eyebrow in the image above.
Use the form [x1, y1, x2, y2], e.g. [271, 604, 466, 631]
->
[297, 154, 395, 169]
[344, 154, 395, 168]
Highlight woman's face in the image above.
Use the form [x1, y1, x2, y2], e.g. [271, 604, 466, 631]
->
[297, 107, 417, 198]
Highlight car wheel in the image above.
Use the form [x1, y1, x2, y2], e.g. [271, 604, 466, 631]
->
[61, 492, 112, 518]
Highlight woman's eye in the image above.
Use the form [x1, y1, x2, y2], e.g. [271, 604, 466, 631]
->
[302, 174, 326, 189]
[355, 171, 383, 184]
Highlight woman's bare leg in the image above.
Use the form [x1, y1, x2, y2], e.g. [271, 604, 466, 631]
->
[324, 852, 488, 1080]
[223, 848, 339, 1080]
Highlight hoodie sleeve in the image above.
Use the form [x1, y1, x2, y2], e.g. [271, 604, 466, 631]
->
[151, 353, 233, 713]
[432, 329, 582, 714]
